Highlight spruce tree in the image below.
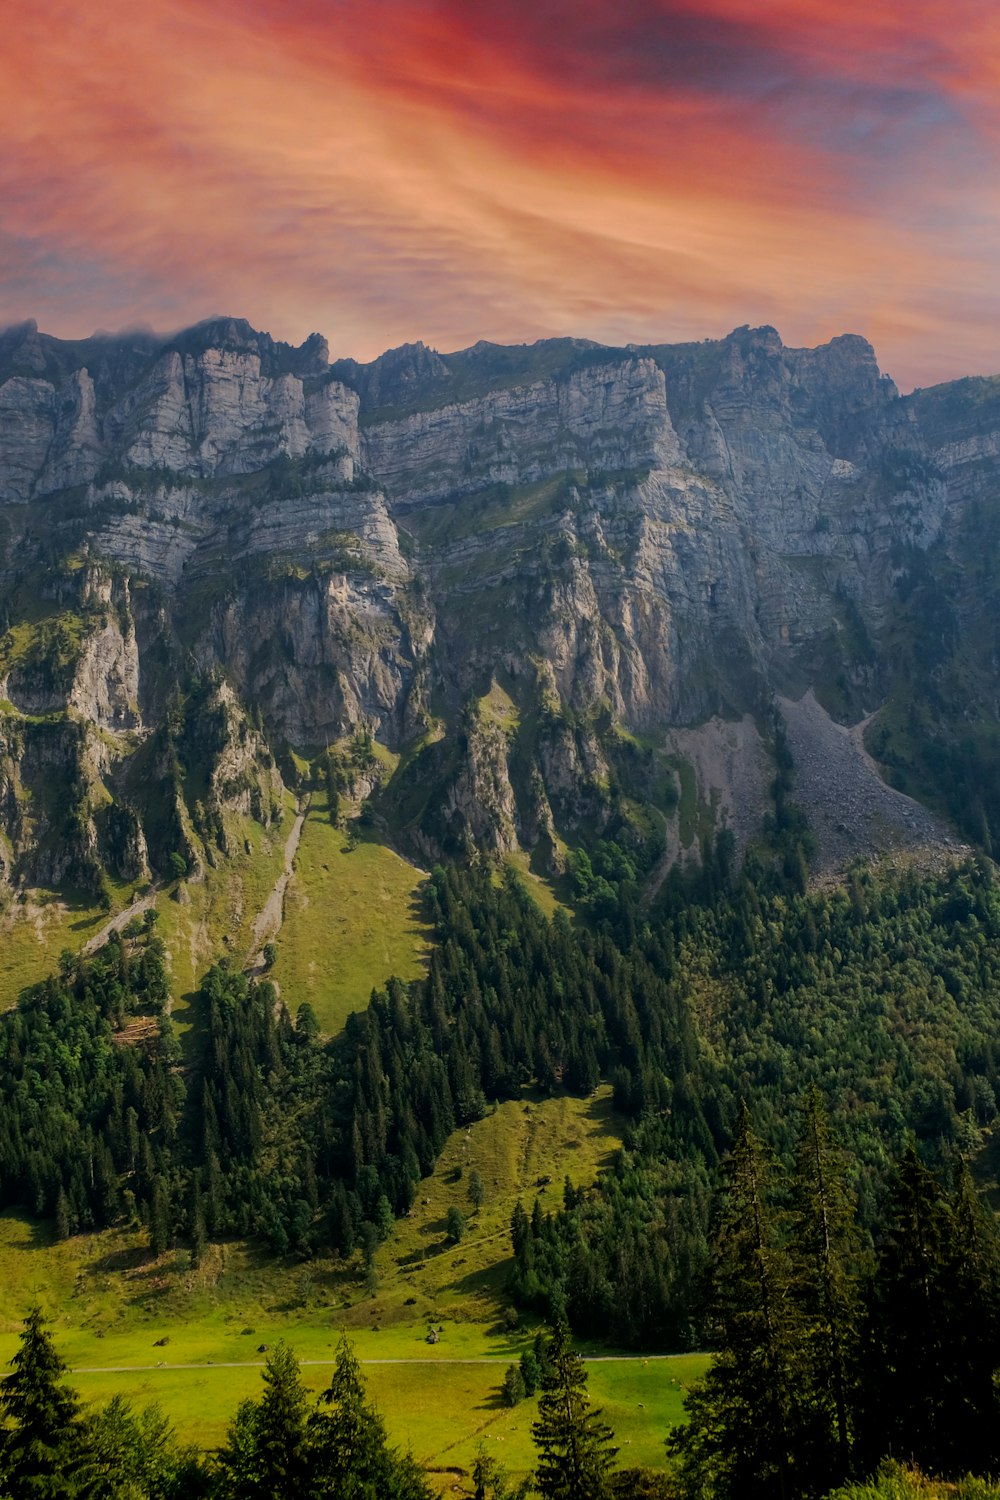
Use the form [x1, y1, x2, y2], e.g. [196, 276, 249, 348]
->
[531, 1320, 618, 1500]
[215, 1342, 311, 1500]
[669, 1104, 796, 1500]
[0, 1307, 84, 1500]
[310, 1334, 430, 1500]
[945, 1163, 1000, 1474]
[787, 1086, 860, 1491]
[861, 1144, 1000, 1476]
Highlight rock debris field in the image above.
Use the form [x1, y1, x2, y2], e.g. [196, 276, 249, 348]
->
[779, 691, 966, 877]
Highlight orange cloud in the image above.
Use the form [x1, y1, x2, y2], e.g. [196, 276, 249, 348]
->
[0, 0, 998, 388]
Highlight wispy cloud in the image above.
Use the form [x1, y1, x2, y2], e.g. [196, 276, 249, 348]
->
[1, 0, 998, 386]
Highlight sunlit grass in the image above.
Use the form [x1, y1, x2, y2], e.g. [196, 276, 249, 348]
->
[270, 792, 430, 1033]
[0, 1087, 707, 1477]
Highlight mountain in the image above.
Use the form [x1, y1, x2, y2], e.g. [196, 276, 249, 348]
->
[0, 314, 995, 913]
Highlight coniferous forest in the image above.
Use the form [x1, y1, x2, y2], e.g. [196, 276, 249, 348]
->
[4, 840, 1000, 1492]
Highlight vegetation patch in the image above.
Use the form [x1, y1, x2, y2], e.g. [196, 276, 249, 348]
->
[271, 793, 430, 1034]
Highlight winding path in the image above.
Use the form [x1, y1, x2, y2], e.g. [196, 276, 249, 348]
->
[82, 884, 162, 956]
[247, 794, 310, 970]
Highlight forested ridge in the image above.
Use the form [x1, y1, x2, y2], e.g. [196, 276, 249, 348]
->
[4, 838, 1000, 1491]
[3, 849, 1000, 1333]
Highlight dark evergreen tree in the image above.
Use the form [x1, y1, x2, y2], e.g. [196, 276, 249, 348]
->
[214, 1342, 311, 1500]
[0, 1308, 84, 1500]
[531, 1321, 618, 1500]
[787, 1086, 861, 1491]
[669, 1106, 796, 1500]
[310, 1335, 430, 1500]
[84, 1393, 210, 1500]
[860, 1143, 1000, 1477]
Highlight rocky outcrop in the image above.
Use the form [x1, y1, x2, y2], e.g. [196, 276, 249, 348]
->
[361, 355, 678, 505]
[0, 313, 997, 884]
[0, 318, 358, 500]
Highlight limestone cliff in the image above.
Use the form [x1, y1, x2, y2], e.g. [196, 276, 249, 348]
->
[0, 314, 993, 890]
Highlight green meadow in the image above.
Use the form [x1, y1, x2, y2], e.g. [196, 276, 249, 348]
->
[0, 1088, 706, 1477]
[0, 876, 145, 1011]
[270, 791, 431, 1032]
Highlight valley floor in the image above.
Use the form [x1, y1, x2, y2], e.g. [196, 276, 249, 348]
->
[0, 1088, 698, 1479]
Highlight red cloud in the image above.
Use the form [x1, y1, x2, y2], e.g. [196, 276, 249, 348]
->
[0, 0, 997, 387]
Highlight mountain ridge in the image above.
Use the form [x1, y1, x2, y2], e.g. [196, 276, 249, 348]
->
[0, 315, 995, 912]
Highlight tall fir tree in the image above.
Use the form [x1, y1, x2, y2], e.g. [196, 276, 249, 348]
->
[310, 1335, 429, 1500]
[215, 1342, 311, 1500]
[669, 1104, 797, 1500]
[861, 1144, 1000, 1476]
[944, 1163, 1000, 1474]
[531, 1320, 618, 1500]
[787, 1086, 861, 1492]
[0, 1307, 84, 1500]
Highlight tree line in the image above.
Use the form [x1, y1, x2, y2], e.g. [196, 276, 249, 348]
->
[0, 1309, 638, 1500]
[4, 850, 1000, 1350]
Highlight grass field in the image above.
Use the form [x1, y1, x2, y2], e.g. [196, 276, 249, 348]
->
[151, 804, 295, 1030]
[270, 791, 431, 1032]
[0, 877, 144, 1010]
[0, 1090, 707, 1479]
[63, 1355, 705, 1480]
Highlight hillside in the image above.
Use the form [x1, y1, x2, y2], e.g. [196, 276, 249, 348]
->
[4, 316, 1000, 1489]
[0, 315, 993, 940]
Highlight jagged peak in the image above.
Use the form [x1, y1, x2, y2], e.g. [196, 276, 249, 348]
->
[161, 316, 329, 378]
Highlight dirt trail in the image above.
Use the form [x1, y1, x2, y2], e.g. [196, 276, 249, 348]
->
[72, 1353, 680, 1374]
[82, 885, 162, 956]
[248, 795, 310, 968]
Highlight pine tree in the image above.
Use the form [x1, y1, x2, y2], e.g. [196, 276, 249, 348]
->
[944, 1163, 1000, 1474]
[669, 1104, 796, 1500]
[215, 1342, 311, 1500]
[310, 1334, 430, 1500]
[0, 1307, 84, 1500]
[861, 1144, 1000, 1476]
[85, 1393, 209, 1500]
[787, 1087, 860, 1490]
[531, 1321, 618, 1500]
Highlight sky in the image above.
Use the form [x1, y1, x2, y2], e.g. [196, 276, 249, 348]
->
[2, 0, 998, 389]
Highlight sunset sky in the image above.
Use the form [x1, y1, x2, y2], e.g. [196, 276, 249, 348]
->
[3, 0, 998, 389]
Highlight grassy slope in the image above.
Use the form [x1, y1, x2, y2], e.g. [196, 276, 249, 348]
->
[0, 787, 430, 1034]
[0, 877, 145, 1010]
[0, 1090, 706, 1476]
[0, 801, 293, 1019]
[270, 791, 431, 1032]
[151, 807, 295, 1031]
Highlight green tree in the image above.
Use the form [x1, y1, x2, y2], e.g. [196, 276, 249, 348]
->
[468, 1169, 486, 1212]
[310, 1335, 430, 1500]
[501, 1365, 525, 1408]
[669, 1105, 797, 1500]
[531, 1321, 618, 1500]
[85, 1393, 209, 1499]
[519, 1348, 542, 1396]
[0, 1307, 84, 1500]
[861, 1144, 1000, 1477]
[787, 1086, 861, 1490]
[215, 1342, 311, 1500]
[446, 1206, 466, 1244]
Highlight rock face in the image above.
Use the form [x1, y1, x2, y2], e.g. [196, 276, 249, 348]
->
[0, 314, 996, 886]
